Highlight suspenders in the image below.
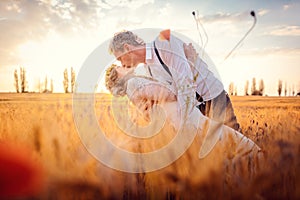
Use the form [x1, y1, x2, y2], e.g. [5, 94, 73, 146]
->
[153, 42, 173, 78]
[152, 41, 205, 112]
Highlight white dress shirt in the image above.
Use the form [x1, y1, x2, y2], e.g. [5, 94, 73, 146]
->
[146, 33, 224, 103]
[192, 57, 224, 101]
[145, 34, 197, 120]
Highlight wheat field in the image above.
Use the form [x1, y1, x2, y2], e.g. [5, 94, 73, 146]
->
[0, 93, 299, 199]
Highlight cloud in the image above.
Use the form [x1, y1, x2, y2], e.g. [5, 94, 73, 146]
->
[116, 17, 143, 29]
[0, 0, 159, 66]
[269, 25, 300, 36]
[102, 0, 154, 10]
[0, 0, 109, 67]
[236, 47, 300, 57]
[283, 4, 290, 10]
[200, 10, 254, 24]
[101, 0, 170, 31]
[257, 9, 269, 16]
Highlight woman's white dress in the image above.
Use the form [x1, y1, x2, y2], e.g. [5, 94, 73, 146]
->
[124, 74, 263, 193]
[126, 76, 261, 156]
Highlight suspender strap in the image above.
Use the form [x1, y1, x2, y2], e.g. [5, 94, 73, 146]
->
[153, 41, 173, 78]
[154, 41, 205, 112]
[147, 65, 153, 77]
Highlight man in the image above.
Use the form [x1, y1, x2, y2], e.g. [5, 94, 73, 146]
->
[109, 29, 197, 125]
[109, 29, 240, 131]
[183, 43, 240, 131]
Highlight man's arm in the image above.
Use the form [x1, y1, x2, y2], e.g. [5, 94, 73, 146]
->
[130, 84, 176, 106]
[184, 43, 198, 65]
[129, 83, 176, 121]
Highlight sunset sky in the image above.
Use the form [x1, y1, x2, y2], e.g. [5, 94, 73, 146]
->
[0, 0, 299, 95]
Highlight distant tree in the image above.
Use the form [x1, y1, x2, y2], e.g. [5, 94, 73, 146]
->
[259, 79, 265, 95]
[284, 82, 287, 96]
[251, 78, 256, 95]
[250, 77, 263, 96]
[244, 80, 249, 96]
[44, 76, 48, 92]
[20, 67, 27, 93]
[14, 69, 19, 93]
[38, 79, 41, 93]
[42, 76, 52, 93]
[63, 68, 69, 93]
[50, 79, 53, 93]
[228, 82, 234, 96]
[292, 84, 295, 96]
[278, 80, 282, 96]
[71, 67, 76, 93]
[298, 82, 300, 96]
[13, 67, 29, 93]
[234, 86, 237, 96]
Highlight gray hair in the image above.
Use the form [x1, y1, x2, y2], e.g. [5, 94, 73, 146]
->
[109, 30, 145, 54]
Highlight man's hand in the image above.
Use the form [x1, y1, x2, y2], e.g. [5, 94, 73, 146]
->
[135, 98, 155, 122]
[183, 43, 198, 64]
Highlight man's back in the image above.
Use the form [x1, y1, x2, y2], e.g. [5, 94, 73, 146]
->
[191, 57, 224, 101]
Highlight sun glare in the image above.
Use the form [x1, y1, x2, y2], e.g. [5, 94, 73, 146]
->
[16, 32, 101, 93]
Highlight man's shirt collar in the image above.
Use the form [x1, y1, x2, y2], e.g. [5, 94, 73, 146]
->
[146, 42, 153, 61]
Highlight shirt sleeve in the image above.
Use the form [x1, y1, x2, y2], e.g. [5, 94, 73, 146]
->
[154, 32, 197, 121]
[127, 78, 176, 119]
[128, 78, 175, 106]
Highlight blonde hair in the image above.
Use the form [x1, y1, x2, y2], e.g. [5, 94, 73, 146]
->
[105, 64, 135, 97]
[105, 64, 119, 93]
[108, 30, 145, 54]
[105, 64, 159, 97]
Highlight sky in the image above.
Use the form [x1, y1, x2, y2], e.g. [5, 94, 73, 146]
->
[0, 0, 299, 96]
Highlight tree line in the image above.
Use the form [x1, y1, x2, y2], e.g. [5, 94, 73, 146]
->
[229, 78, 298, 96]
[14, 67, 76, 93]
[13, 69, 298, 96]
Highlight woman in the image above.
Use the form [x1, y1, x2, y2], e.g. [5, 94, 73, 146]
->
[105, 63, 263, 197]
[106, 63, 261, 152]
[106, 64, 182, 127]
